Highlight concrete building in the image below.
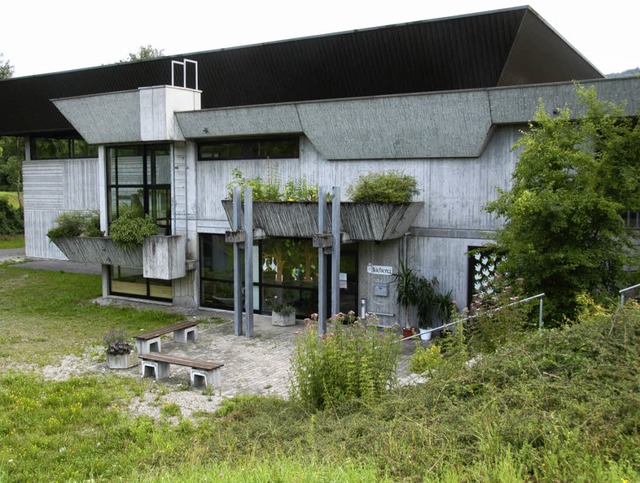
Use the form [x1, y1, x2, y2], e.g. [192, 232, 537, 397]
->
[1, 7, 639, 326]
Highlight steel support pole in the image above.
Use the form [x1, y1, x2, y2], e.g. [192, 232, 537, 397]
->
[331, 186, 341, 316]
[232, 186, 242, 336]
[244, 187, 254, 337]
[538, 297, 544, 330]
[318, 186, 328, 335]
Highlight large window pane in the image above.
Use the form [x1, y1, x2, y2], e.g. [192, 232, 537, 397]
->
[106, 144, 172, 302]
[147, 146, 172, 184]
[109, 187, 145, 222]
[200, 234, 358, 316]
[148, 188, 171, 234]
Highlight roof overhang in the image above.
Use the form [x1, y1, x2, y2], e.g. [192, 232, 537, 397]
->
[175, 77, 640, 160]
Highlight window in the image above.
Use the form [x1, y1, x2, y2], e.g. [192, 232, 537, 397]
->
[107, 144, 171, 234]
[200, 234, 358, 316]
[30, 136, 97, 160]
[198, 137, 299, 160]
[106, 144, 172, 301]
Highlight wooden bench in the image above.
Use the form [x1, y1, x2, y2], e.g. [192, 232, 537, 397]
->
[139, 352, 223, 388]
[134, 320, 198, 355]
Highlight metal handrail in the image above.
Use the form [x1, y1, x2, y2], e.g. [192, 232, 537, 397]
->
[398, 292, 546, 342]
[619, 282, 640, 306]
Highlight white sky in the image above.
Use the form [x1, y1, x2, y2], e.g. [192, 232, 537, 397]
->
[2, 0, 638, 78]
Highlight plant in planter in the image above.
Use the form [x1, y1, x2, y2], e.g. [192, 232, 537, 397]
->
[108, 212, 158, 248]
[103, 329, 138, 369]
[47, 210, 103, 240]
[394, 262, 451, 339]
[346, 170, 420, 203]
[270, 296, 296, 326]
[226, 168, 320, 202]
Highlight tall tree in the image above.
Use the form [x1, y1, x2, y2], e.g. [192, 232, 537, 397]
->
[123, 45, 164, 62]
[0, 53, 13, 79]
[485, 85, 640, 322]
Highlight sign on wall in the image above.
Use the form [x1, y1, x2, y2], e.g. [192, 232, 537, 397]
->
[367, 263, 393, 276]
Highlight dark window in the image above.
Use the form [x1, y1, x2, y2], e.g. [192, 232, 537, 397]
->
[624, 211, 640, 229]
[31, 136, 97, 160]
[200, 234, 358, 317]
[198, 137, 299, 160]
[106, 144, 172, 302]
[109, 266, 172, 302]
[106, 144, 171, 234]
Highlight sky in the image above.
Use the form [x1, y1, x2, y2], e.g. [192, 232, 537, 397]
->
[2, 0, 638, 78]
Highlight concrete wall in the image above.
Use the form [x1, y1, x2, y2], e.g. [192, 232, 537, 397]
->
[23, 146, 100, 260]
[191, 124, 520, 310]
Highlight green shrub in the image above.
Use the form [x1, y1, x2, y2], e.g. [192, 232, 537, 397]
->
[108, 212, 158, 248]
[467, 275, 535, 354]
[0, 196, 22, 235]
[46, 210, 101, 239]
[409, 343, 444, 374]
[347, 170, 419, 203]
[289, 313, 400, 410]
[226, 168, 319, 202]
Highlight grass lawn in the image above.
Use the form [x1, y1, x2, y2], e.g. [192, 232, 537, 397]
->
[0, 234, 24, 249]
[0, 264, 639, 481]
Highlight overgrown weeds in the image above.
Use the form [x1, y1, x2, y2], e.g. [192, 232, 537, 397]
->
[1, 265, 640, 481]
[289, 313, 400, 410]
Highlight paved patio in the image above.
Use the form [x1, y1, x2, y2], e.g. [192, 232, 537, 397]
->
[97, 310, 423, 419]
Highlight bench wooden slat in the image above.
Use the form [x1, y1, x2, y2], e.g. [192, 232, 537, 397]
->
[134, 320, 198, 341]
[139, 352, 223, 371]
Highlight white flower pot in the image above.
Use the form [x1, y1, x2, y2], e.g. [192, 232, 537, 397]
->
[419, 329, 432, 341]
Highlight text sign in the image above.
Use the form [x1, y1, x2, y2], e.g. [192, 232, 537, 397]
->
[367, 264, 393, 276]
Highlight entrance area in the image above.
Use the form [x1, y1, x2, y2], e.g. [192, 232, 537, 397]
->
[200, 234, 358, 317]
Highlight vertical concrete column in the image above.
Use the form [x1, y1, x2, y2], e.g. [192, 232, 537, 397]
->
[331, 186, 341, 316]
[317, 186, 328, 335]
[244, 187, 254, 337]
[233, 186, 243, 336]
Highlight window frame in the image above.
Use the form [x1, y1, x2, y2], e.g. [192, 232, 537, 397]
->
[197, 136, 299, 161]
[30, 135, 97, 160]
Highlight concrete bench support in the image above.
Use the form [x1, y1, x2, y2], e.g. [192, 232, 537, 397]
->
[191, 367, 222, 388]
[139, 352, 223, 388]
[174, 326, 197, 344]
[140, 359, 170, 380]
[134, 321, 198, 355]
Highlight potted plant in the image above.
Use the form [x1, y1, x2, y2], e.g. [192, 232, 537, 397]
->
[395, 262, 447, 340]
[270, 296, 296, 326]
[108, 211, 159, 249]
[47, 210, 145, 267]
[103, 329, 138, 369]
[222, 169, 423, 241]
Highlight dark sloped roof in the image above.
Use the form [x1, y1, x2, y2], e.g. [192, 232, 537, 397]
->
[0, 6, 602, 136]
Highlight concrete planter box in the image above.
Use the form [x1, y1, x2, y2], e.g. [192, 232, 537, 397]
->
[106, 351, 138, 369]
[143, 235, 186, 280]
[222, 201, 423, 241]
[51, 236, 143, 267]
[272, 311, 296, 326]
[340, 202, 424, 241]
[51, 235, 187, 279]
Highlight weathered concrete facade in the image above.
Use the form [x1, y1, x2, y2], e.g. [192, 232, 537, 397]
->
[20, 76, 640, 321]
